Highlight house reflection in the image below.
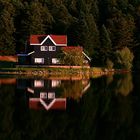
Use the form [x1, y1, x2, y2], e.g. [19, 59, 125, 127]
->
[17, 78, 90, 111]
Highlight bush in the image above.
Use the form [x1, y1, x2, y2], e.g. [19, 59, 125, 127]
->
[59, 48, 84, 66]
[106, 58, 114, 69]
[114, 47, 134, 69]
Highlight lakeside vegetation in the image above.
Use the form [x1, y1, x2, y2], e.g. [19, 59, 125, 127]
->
[0, 0, 140, 70]
[0, 61, 120, 79]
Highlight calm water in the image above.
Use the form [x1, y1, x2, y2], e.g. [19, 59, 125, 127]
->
[0, 73, 140, 140]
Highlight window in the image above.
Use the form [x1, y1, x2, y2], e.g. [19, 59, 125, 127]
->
[41, 46, 48, 51]
[40, 92, 55, 99]
[52, 80, 61, 87]
[40, 92, 47, 99]
[83, 60, 88, 64]
[41, 46, 56, 51]
[52, 58, 59, 64]
[49, 46, 56, 51]
[48, 92, 55, 99]
[34, 80, 44, 87]
[34, 58, 44, 64]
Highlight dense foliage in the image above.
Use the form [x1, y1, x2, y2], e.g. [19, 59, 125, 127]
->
[59, 48, 84, 66]
[0, 0, 140, 69]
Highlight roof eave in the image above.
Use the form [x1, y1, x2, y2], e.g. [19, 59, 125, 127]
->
[82, 51, 91, 61]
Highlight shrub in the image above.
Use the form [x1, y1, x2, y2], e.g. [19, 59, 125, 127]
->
[106, 58, 114, 69]
[59, 47, 84, 66]
[114, 47, 134, 69]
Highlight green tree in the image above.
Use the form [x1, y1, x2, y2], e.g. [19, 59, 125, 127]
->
[107, 11, 135, 50]
[59, 48, 84, 66]
[46, 0, 72, 34]
[133, 5, 140, 71]
[72, 11, 89, 47]
[90, 0, 99, 22]
[14, 0, 54, 52]
[13, 0, 27, 52]
[68, 11, 100, 59]
[85, 14, 100, 57]
[0, 0, 15, 55]
[100, 24, 112, 66]
[117, 0, 129, 13]
[114, 47, 134, 69]
[28, 1, 53, 34]
[66, 0, 79, 17]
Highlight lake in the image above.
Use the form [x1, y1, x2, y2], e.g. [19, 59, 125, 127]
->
[0, 73, 140, 140]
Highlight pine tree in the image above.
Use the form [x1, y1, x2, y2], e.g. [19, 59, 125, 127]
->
[85, 14, 100, 57]
[46, 0, 72, 34]
[14, 0, 54, 52]
[13, 0, 26, 52]
[133, 4, 140, 71]
[28, 1, 53, 34]
[100, 24, 112, 65]
[107, 10, 135, 50]
[0, 0, 15, 55]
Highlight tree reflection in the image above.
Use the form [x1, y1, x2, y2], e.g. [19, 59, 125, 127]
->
[59, 80, 90, 100]
[0, 73, 140, 140]
[78, 73, 134, 140]
[0, 84, 15, 139]
[113, 73, 133, 96]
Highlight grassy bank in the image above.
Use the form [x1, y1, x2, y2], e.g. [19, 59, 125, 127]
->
[0, 61, 129, 78]
[0, 66, 115, 79]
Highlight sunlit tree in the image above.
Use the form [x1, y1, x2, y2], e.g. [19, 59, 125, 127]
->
[114, 47, 134, 69]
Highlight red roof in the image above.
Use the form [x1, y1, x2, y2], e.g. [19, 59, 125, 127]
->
[29, 98, 66, 110]
[30, 35, 67, 45]
[0, 56, 17, 62]
[62, 46, 83, 51]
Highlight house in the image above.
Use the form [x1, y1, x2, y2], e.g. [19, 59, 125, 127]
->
[17, 35, 91, 66]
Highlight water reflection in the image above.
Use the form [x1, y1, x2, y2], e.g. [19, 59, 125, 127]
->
[106, 73, 133, 96]
[115, 73, 133, 96]
[0, 73, 140, 140]
[16, 78, 90, 111]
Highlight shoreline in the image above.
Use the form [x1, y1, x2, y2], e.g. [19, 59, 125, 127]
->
[0, 67, 130, 78]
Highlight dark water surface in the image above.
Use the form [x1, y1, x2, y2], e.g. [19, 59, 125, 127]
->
[0, 73, 140, 140]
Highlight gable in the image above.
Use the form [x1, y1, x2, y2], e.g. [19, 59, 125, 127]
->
[42, 37, 55, 46]
[30, 35, 67, 46]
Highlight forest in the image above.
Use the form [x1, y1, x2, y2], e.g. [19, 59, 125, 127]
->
[0, 0, 140, 70]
